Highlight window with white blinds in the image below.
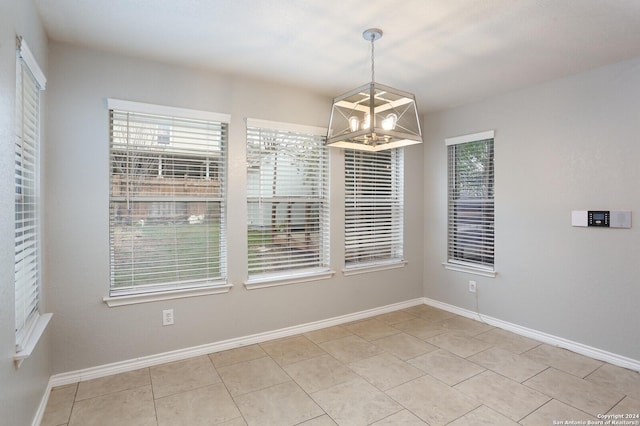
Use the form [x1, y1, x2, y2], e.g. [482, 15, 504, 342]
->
[108, 99, 229, 296]
[446, 131, 495, 271]
[246, 119, 329, 281]
[15, 39, 46, 351]
[344, 149, 404, 269]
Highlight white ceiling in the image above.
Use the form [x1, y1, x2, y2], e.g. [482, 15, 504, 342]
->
[35, 0, 640, 113]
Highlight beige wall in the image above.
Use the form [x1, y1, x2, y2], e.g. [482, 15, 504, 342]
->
[423, 56, 640, 361]
[44, 42, 425, 374]
[0, 0, 51, 424]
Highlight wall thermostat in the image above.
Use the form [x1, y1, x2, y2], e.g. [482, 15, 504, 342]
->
[571, 210, 631, 228]
[588, 211, 609, 227]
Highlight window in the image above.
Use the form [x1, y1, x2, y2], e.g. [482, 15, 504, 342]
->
[14, 37, 49, 356]
[344, 149, 405, 272]
[446, 130, 495, 275]
[246, 119, 330, 286]
[108, 99, 229, 299]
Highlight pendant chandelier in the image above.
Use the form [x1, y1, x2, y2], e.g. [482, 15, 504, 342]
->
[326, 28, 422, 151]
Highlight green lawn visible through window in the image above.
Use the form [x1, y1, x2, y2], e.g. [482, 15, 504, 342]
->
[112, 222, 221, 288]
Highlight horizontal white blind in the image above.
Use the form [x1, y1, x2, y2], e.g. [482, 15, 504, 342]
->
[246, 123, 329, 278]
[344, 149, 404, 267]
[109, 108, 228, 295]
[15, 41, 44, 351]
[447, 137, 495, 268]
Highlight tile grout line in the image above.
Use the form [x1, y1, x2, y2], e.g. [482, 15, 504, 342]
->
[209, 355, 249, 426]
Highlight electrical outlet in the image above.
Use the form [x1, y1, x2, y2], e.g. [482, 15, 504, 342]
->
[162, 309, 174, 326]
[468, 281, 477, 293]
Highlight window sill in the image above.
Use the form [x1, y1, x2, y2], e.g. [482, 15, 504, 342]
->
[103, 284, 233, 307]
[443, 262, 497, 278]
[343, 260, 407, 276]
[14, 313, 52, 368]
[245, 268, 335, 290]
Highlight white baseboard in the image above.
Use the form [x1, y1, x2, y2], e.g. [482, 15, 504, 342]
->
[49, 297, 425, 388]
[423, 297, 640, 372]
[32, 379, 52, 426]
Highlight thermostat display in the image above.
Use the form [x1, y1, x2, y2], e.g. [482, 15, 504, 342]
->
[588, 211, 609, 227]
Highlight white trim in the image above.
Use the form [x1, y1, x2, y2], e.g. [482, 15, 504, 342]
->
[343, 260, 407, 276]
[445, 130, 494, 146]
[245, 269, 335, 290]
[17, 37, 46, 89]
[103, 284, 233, 307]
[13, 313, 52, 368]
[107, 98, 230, 123]
[423, 297, 640, 372]
[49, 298, 424, 387]
[32, 378, 52, 426]
[246, 117, 327, 136]
[443, 262, 497, 278]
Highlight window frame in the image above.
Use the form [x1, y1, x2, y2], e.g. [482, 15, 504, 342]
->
[14, 37, 52, 367]
[343, 148, 406, 275]
[245, 118, 333, 289]
[104, 99, 232, 306]
[444, 130, 496, 277]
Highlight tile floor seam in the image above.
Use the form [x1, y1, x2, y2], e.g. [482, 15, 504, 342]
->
[308, 376, 402, 425]
[452, 365, 487, 386]
[381, 406, 406, 424]
[67, 385, 157, 426]
[368, 409, 401, 425]
[518, 367, 557, 403]
[230, 376, 294, 398]
[60, 395, 74, 425]
[286, 366, 337, 392]
[514, 396, 553, 424]
[523, 367, 627, 417]
[608, 394, 629, 415]
[347, 363, 427, 391]
[286, 350, 329, 367]
[291, 413, 328, 426]
[151, 397, 159, 426]
[63, 383, 79, 426]
[152, 378, 221, 400]
[454, 370, 554, 422]
[73, 381, 153, 403]
[287, 375, 333, 425]
[213, 361, 244, 416]
[152, 381, 222, 400]
[584, 364, 640, 399]
[215, 353, 270, 368]
[444, 404, 489, 425]
[523, 398, 602, 424]
[518, 398, 556, 423]
[475, 362, 542, 386]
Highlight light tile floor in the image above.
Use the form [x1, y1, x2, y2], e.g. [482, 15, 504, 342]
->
[41, 305, 640, 426]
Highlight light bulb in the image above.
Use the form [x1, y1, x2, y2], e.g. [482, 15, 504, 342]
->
[348, 116, 360, 132]
[363, 113, 371, 129]
[381, 113, 398, 131]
